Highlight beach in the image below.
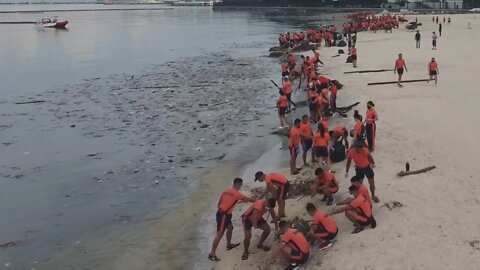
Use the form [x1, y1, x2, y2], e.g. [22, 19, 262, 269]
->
[210, 14, 480, 270]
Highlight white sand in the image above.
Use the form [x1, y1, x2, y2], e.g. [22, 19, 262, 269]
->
[212, 14, 480, 270]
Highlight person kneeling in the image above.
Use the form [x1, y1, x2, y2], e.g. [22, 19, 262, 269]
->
[310, 168, 339, 205]
[265, 221, 310, 270]
[330, 185, 376, 234]
[306, 203, 338, 251]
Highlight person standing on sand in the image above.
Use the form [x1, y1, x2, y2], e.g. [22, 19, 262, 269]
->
[439, 23, 442, 37]
[208, 178, 255, 262]
[415, 30, 421, 48]
[255, 171, 290, 219]
[276, 90, 288, 129]
[394, 53, 407, 86]
[313, 123, 331, 170]
[352, 113, 365, 146]
[346, 141, 379, 203]
[428, 57, 439, 85]
[288, 119, 302, 175]
[365, 101, 378, 152]
[351, 45, 358, 68]
[310, 168, 339, 205]
[241, 198, 277, 260]
[436, 16, 439, 24]
[265, 221, 310, 270]
[299, 115, 315, 167]
[432, 32, 438, 50]
[282, 77, 296, 110]
[329, 185, 376, 234]
[306, 203, 338, 250]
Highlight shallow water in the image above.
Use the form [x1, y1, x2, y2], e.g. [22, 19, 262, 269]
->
[0, 5, 345, 269]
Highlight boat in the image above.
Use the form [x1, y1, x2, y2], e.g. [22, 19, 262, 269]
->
[37, 17, 69, 29]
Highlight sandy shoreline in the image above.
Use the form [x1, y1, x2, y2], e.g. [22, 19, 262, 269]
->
[208, 13, 480, 270]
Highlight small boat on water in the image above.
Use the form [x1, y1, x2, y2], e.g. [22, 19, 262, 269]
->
[37, 17, 69, 29]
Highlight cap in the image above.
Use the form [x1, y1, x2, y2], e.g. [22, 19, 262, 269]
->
[254, 171, 264, 181]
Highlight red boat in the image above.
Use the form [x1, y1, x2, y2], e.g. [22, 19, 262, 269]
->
[37, 17, 69, 29]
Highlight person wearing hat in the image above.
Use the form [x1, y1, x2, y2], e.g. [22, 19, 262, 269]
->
[365, 101, 378, 152]
[255, 171, 290, 219]
[345, 141, 379, 203]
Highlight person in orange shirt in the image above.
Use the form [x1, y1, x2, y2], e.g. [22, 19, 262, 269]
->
[365, 101, 378, 151]
[310, 168, 339, 205]
[241, 198, 277, 260]
[288, 119, 302, 175]
[265, 221, 310, 270]
[330, 185, 376, 234]
[346, 141, 379, 203]
[331, 125, 349, 149]
[277, 90, 288, 129]
[208, 178, 255, 262]
[282, 77, 296, 110]
[351, 45, 358, 68]
[306, 203, 338, 250]
[394, 53, 408, 86]
[352, 113, 365, 145]
[300, 115, 315, 166]
[313, 123, 331, 170]
[329, 81, 338, 111]
[281, 60, 289, 78]
[255, 172, 290, 219]
[427, 57, 439, 85]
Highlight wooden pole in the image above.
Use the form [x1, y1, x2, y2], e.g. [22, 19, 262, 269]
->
[344, 69, 394, 74]
[368, 79, 429, 86]
[397, 166, 436, 177]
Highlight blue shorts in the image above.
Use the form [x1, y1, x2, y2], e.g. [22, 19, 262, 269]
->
[216, 211, 232, 232]
[302, 139, 313, 152]
[355, 166, 374, 180]
[243, 217, 267, 231]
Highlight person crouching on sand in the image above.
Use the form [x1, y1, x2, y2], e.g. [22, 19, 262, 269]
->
[310, 168, 339, 205]
[208, 178, 255, 262]
[241, 198, 278, 260]
[255, 171, 290, 219]
[330, 185, 376, 234]
[306, 203, 338, 250]
[265, 221, 310, 270]
[428, 57, 439, 85]
[394, 53, 407, 87]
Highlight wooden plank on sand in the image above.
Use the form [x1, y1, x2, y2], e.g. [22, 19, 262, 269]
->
[344, 69, 394, 74]
[367, 79, 429, 86]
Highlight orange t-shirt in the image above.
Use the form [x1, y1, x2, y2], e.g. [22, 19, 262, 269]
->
[358, 184, 372, 207]
[350, 194, 372, 218]
[429, 62, 438, 71]
[265, 173, 288, 186]
[333, 126, 346, 138]
[278, 95, 288, 108]
[351, 48, 357, 56]
[289, 127, 301, 148]
[347, 148, 371, 168]
[283, 81, 292, 94]
[330, 84, 338, 99]
[282, 228, 310, 254]
[281, 63, 288, 72]
[313, 132, 330, 147]
[366, 108, 377, 124]
[318, 76, 330, 85]
[320, 119, 329, 130]
[243, 199, 266, 219]
[317, 96, 328, 106]
[312, 209, 338, 233]
[316, 171, 338, 188]
[354, 121, 363, 137]
[299, 122, 313, 139]
[395, 58, 405, 69]
[218, 187, 245, 214]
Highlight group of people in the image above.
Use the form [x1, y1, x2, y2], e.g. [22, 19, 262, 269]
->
[394, 53, 440, 87]
[343, 13, 401, 34]
[278, 25, 340, 49]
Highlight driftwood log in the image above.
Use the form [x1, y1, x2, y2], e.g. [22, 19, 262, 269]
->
[344, 69, 394, 74]
[368, 79, 429, 86]
[15, 100, 46, 105]
[397, 166, 436, 177]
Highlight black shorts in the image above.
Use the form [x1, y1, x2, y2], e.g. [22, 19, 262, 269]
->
[397, 68, 404, 75]
[216, 211, 233, 232]
[286, 249, 309, 268]
[429, 70, 437, 76]
[302, 138, 313, 152]
[319, 83, 329, 90]
[355, 166, 375, 180]
[432, 40, 437, 46]
[282, 71, 290, 77]
[243, 217, 267, 231]
[309, 103, 318, 112]
[315, 146, 329, 158]
[314, 226, 338, 241]
[351, 55, 357, 60]
[279, 107, 287, 116]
